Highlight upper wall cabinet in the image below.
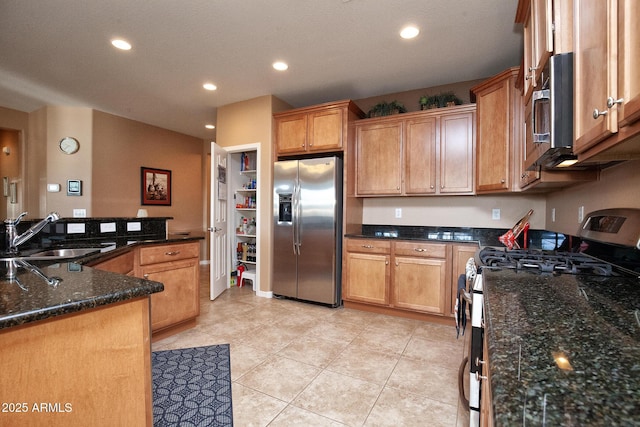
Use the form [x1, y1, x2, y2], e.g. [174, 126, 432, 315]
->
[573, 0, 640, 162]
[354, 105, 476, 197]
[518, 0, 554, 103]
[274, 100, 364, 157]
[472, 67, 522, 193]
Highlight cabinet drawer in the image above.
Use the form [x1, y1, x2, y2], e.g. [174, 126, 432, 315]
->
[394, 241, 446, 258]
[139, 242, 199, 265]
[346, 238, 391, 254]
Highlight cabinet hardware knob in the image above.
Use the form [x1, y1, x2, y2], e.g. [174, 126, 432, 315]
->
[361, 244, 374, 249]
[414, 248, 426, 252]
[396, 186, 400, 190]
[500, 179, 505, 183]
[606, 97, 624, 108]
[395, 261, 399, 266]
[165, 251, 180, 256]
[385, 260, 389, 265]
[475, 357, 486, 366]
[441, 185, 444, 189]
[475, 372, 488, 381]
[528, 66, 537, 72]
[592, 108, 608, 119]
[143, 274, 149, 279]
[430, 185, 435, 189]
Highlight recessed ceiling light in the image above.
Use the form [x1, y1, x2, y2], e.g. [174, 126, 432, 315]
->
[111, 39, 132, 50]
[400, 25, 420, 39]
[273, 61, 289, 71]
[203, 83, 217, 91]
[205, 124, 215, 130]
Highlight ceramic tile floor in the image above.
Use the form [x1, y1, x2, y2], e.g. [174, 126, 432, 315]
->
[152, 267, 471, 427]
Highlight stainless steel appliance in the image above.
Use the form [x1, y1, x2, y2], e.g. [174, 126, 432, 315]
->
[528, 52, 575, 169]
[461, 208, 640, 426]
[272, 156, 342, 307]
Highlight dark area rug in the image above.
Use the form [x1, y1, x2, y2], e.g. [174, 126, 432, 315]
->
[152, 344, 233, 426]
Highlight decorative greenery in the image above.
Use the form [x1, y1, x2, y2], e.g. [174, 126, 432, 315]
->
[367, 100, 407, 117]
[419, 91, 463, 109]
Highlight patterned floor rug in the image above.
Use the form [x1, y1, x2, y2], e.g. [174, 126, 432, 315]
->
[152, 344, 233, 426]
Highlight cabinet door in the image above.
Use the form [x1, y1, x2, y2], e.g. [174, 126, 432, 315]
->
[355, 121, 403, 195]
[91, 251, 135, 276]
[405, 116, 437, 194]
[574, 0, 618, 153]
[145, 258, 199, 331]
[439, 111, 475, 194]
[450, 244, 478, 316]
[393, 256, 447, 314]
[308, 107, 343, 152]
[619, 0, 640, 127]
[344, 252, 390, 305]
[276, 113, 308, 155]
[475, 75, 512, 192]
[532, 0, 553, 80]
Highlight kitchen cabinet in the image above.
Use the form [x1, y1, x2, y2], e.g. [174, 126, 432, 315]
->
[91, 250, 135, 275]
[473, 68, 521, 193]
[518, 0, 553, 103]
[574, 0, 640, 161]
[392, 241, 449, 315]
[274, 100, 364, 157]
[136, 241, 200, 338]
[479, 330, 494, 426]
[344, 238, 390, 305]
[450, 243, 478, 316]
[344, 237, 457, 320]
[354, 105, 476, 196]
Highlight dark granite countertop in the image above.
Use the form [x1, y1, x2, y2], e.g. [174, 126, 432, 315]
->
[0, 234, 204, 330]
[483, 269, 640, 425]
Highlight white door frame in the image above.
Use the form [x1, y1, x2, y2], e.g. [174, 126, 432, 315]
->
[209, 142, 229, 300]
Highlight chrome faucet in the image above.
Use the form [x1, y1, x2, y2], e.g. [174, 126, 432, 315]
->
[4, 212, 60, 254]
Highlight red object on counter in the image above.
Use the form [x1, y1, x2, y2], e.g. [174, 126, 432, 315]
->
[523, 222, 530, 249]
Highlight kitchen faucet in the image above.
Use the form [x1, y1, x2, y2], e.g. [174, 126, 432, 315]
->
[4, 212, 60, 254]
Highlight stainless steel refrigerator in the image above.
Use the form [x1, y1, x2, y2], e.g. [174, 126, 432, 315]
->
[272, 156, 342, 306]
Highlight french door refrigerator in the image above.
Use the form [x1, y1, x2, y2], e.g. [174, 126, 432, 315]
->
[272, 156, 342, 307]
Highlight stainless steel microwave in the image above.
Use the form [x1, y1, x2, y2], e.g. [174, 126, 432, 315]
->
[528, 52, 575, 169]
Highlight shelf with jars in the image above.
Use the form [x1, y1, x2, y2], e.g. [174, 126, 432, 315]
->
[232, 151, 258, 283]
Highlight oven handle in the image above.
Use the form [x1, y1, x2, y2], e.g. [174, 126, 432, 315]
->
[458, 356, 469, 411]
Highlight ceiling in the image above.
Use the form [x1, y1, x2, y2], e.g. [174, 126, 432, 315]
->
[0, 0, 523, 140]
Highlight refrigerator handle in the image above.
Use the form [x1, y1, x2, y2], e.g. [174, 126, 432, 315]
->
[293, 182, 299, 255]
[294, 181, 301, 255]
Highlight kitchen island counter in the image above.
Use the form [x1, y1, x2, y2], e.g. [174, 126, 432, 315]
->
[483, 268, 640, 425]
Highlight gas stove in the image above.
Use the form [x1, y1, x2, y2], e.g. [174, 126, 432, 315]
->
[478, 247, 623, 277]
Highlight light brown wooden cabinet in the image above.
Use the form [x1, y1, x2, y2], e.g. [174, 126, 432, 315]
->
[343, 238, 391, 305]
[519, 0, 553, 103]
[392, 241, 448, 315]
[344, 238, 458, 319]
[274, 100, 364, 157]
[450, 243, 478, 316]
[94, 241, 201, 339]
[473, 68, 521, 193]
[137, 242, 200, 337]
[574, 0, 640, 162]
[480, 330, 495, 426]
[354, 105, 475, 196]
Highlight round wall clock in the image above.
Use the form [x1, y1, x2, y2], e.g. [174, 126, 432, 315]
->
[59, 137, 80, 155]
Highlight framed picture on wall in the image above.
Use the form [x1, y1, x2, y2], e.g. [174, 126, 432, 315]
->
[141, 167, 171, 206]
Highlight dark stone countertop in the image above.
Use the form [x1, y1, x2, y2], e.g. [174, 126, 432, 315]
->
[0, 234, 204, 330]
[483, 268, 640, 426]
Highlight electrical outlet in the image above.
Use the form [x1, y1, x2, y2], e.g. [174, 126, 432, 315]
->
[395, 208, 402, 218]
[578, 206, 584, 223]
[492, 208, 500, 220]
[551, 208, 556, 222]
[73, 208, 86, 218]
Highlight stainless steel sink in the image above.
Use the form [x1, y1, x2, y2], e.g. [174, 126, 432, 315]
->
[26, 247, 102, 260]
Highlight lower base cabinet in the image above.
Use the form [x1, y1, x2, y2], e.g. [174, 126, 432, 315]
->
[91, 241, 200, 340]
[343, 238, 474, 320]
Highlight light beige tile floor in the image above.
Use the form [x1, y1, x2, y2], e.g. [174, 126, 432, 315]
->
[153, 266, 471, 427]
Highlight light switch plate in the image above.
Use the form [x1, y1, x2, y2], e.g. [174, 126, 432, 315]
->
[395, 208, 402, 218]
[492, 209, 501, 220]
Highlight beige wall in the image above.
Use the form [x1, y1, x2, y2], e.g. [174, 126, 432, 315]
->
[45, 106, 93, 216]
[363, 194, 547, 230]
[545, 160, 640, 235]
[92, 111, 205, 232]
[216, 95, 291, 292]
